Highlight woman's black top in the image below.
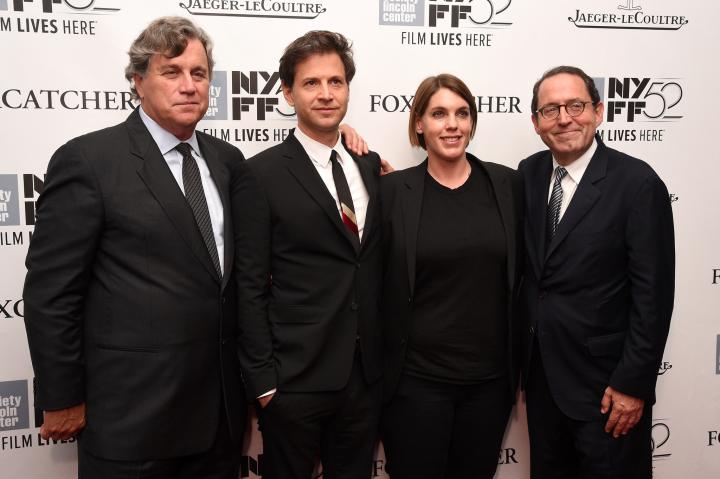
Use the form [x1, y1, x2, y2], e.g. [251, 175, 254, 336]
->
[404, 161, 508, 385]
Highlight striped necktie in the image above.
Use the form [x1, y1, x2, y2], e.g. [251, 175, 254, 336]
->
[329, 150, 359, 244]
[546, 166, 568, 243]
[176, 142, 222, 278]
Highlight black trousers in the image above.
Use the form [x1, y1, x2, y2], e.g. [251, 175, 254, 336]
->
[257, 355, 382, 479]
[526, 348, 652, 479]
[381, 373, 511, 479]
[77, 410, 240, 479]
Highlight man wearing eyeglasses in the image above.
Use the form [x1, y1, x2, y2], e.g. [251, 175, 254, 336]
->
[518, 66, 675, 479]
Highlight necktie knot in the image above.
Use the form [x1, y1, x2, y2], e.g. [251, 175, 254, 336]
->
[555, 166, 568, 182]
[176, 142, 193, 159]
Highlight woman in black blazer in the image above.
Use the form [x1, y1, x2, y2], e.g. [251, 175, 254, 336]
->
[380, 74, 524, 478]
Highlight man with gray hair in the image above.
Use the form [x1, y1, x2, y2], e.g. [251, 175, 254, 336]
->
[23, 16, 246, 478]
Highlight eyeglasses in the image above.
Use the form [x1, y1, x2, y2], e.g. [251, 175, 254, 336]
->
[535, 101, 595, 120]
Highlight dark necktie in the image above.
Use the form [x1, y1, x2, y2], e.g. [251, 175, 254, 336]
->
[176, 142, 222, 278]
[329, 150, 359, 243]
[546, 166, 568, 244]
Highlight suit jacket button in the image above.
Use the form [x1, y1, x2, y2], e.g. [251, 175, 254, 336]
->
[351, 302, 359, 311]
[529, 326, 535, 335]
[407, 296, 413, 303]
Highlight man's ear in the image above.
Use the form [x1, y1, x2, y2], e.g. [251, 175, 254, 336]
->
[281, 82, 294, 107]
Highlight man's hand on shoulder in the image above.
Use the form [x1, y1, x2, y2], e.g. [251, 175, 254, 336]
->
[600, 386, 644, 438]
[380, 158, 395, 176]
[339, 123, 369, 156]
[40, 403, 86, 440]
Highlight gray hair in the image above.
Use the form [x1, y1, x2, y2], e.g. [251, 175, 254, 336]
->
[125, 16, 214, 101]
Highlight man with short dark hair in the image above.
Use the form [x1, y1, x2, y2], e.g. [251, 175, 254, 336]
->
[23, 16, 246, 478]
[234, 30, 383, 479]
[518, 65, 675, 479]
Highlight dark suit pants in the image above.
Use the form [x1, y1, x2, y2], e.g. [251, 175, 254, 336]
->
[257, 355, 382, 479]
[526, 349, 652, 479]
[381, 374, 511, 479]
[77, 409, 240, 479]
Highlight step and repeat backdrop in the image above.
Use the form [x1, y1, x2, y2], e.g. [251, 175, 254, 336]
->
[1, 0, 718, 477]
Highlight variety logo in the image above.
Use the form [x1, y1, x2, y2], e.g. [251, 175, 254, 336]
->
[594, 76, 684, 143]
[651, 419, 671, 464]
[0, 0, 121, 35]
[179, 0, 327, 20]
[381, 0, 513, 48]
[569, 0, 688, 31]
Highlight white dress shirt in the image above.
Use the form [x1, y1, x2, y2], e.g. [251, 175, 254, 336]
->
[294, 127, 370, 241]
[139, 107, 225, 275]
[547, 139, 597, 223]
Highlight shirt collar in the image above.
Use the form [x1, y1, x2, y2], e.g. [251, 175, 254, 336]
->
[139, 106, 201, 157]
[293, 127, 344, 168]
[552, 138, 597, 184]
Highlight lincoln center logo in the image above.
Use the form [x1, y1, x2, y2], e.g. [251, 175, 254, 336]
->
[179, 0, 327, 19]
[569, 0, 688, 30]
[0, 380, 29, 432]
[380, 0, 512, 28]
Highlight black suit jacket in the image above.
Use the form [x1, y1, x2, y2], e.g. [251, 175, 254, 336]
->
[380, 154, 524, 401]
[233, 132, 383, 399]
[23, 109, 246, 460]
[518, 137, 675, 421]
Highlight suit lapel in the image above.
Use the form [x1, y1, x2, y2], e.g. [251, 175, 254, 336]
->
[198, 133, 232, 290]
[474, 155, 516, 293]
[128, 110, 220, 283]
[544, 143, 607, 261]
[283, 134, 360, 253]
[351, 150, 378, 253]
[526, 153, 553, 278]
[401, 162, 426, 297]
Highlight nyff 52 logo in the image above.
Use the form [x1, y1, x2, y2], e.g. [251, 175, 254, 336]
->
[205, 71, 294, 122]
[379, 0, 512, 28]
[593, 77, 683, 122]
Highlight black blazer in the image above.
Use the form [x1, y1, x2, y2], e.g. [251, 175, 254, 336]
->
[23, 109, 246, 460]
[233, 132, 383, 399]
[380, 154, 524, 401]
[518, 137, 675, 421]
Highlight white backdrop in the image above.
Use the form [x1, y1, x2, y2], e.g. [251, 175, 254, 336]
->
[1, 0, 718, 477]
